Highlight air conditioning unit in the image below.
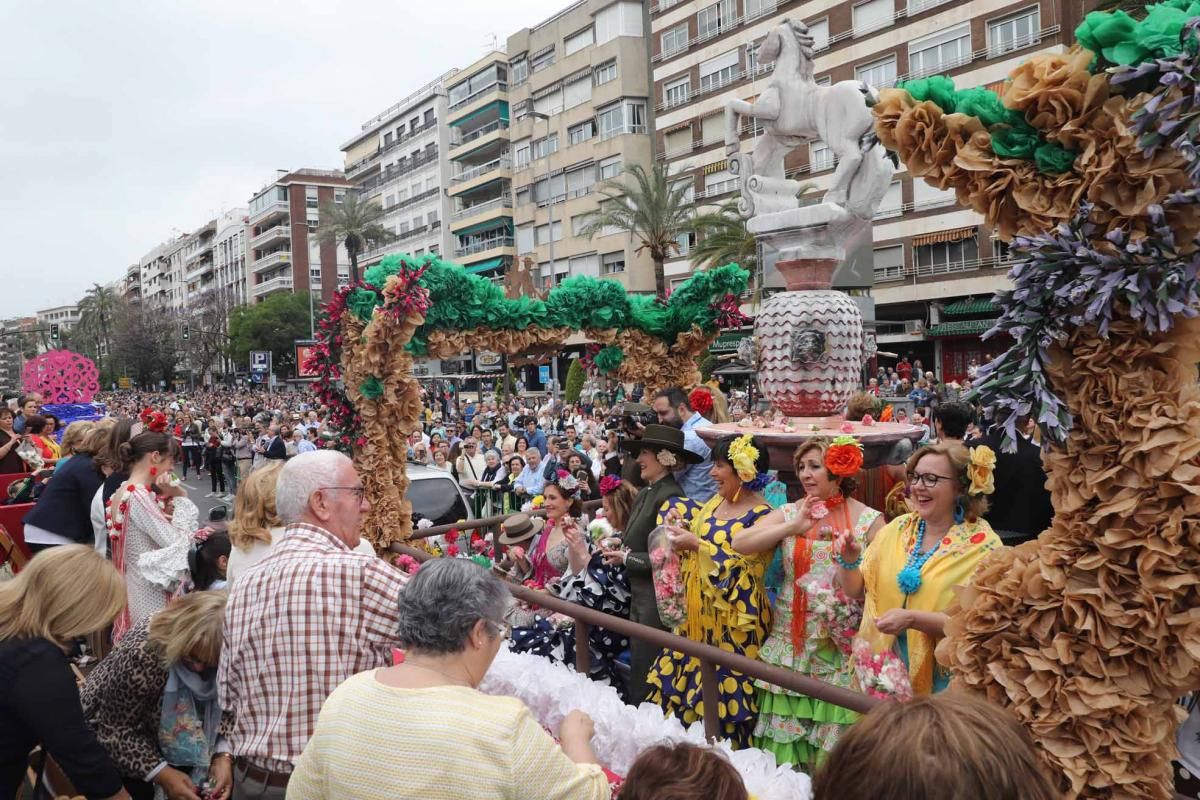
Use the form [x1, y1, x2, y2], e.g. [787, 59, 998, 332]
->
[905, 319, 925, 335]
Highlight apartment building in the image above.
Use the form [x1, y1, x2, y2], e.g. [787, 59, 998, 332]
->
[444, 52, 517, 280]
[0, 317, 36, 393]
[246, 169, 353, 304]
[508, 0, 657, 292]
[123, 262, 141, 304]
[213, 210, 249, 311]
[341, 73, 456, 268]
[182, 219, 218, 304]
[649, 0, 1077, 381]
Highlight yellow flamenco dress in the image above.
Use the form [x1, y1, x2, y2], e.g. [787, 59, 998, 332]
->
[645, 496, 773, 748]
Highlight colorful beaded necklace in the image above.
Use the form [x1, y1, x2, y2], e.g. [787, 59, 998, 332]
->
[896, 518, 942, 596]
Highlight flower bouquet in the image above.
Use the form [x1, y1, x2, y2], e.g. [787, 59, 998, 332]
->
[647, 525, 686, 630]
[851, 638, 914, 702]
[798, 574, 863, 658]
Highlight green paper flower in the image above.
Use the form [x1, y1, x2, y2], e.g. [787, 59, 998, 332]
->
[347, 288, 381, 323]
[594, 346, 625, 373]
[363, 254, 403, 289]
[991, 127, 1040, 159]
[1033, 141, 1076, 174]
[359, 375, 384, 399]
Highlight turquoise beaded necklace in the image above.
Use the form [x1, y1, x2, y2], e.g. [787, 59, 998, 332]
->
[896, 518, 943, 595]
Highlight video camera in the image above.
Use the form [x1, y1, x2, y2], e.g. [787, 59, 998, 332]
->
[605, 403, 655, 438]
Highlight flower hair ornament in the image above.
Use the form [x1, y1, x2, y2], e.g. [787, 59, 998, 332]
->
[965, 445, 997, 497]
[688, 387, 714, 418]
[599, 474, 623, 497]
[549, 469, 581, 498]
[656, 449, 679, 468]
[728, 434, 771, 491]
[824, 435, 864, 478]
[140, 408, 168, 433]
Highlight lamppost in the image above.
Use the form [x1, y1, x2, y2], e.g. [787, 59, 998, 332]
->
[526, 110, 559, 397]
[292, 221, 317, 339]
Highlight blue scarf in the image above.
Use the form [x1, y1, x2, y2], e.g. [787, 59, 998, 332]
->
[158, 663, 221, 784]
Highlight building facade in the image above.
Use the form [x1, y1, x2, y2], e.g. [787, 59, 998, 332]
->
[649, 0, 1077, 380]
[508, 0, 658, 292]
[34, 305, 81, 337]
[0, 317, 36, 394]
[213, 210, 249, 311]
[246, 169, 353, 304]
[342, 74, 456, 269]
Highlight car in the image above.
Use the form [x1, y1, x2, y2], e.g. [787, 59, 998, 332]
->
[406, 463, 475, 528]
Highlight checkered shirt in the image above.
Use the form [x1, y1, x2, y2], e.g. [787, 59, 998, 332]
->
[218, 523, 408, 772]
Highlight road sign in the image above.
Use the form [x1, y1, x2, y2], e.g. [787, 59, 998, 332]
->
[118, 376, 131, 389]
[538, 365, 551, 384]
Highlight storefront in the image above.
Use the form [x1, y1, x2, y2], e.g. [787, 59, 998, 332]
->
[926, 298, 1007, 383]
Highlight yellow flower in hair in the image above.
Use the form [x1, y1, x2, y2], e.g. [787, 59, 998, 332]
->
[967, 445, 996, 496]
[728, 434, 760, 483]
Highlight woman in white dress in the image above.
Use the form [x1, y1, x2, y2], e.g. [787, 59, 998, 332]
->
[105, 429, 198, 643]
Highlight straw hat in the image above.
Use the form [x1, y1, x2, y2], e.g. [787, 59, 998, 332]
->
[498, 513, 545, 545]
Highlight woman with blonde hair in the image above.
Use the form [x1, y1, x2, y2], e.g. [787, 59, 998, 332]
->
[812, 691, 1058, 799]
[225, 461, 284, 584]
[54, 420, 96, 471]
[82, 592, 233, 800]
[0, 545, 129, 800]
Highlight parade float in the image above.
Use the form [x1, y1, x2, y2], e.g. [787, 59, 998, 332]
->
[22, 349, 106, 436]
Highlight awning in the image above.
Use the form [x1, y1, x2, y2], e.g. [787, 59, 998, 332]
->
[942, 297, 1000, 317]
[450, 100, 509, 127]
[703, 160, 729, 175]
[454, 217, 513, 236]
[926, 319, 994, 337]
[985, 79, 1007, 95]
[663, 120, 692, 134]
[464, 257, 508, 274]
[912, 226, 977, 246]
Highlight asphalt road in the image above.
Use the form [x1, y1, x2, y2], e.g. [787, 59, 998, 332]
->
[179, 471, 235, 525]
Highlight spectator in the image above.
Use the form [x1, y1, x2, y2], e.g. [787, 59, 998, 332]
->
[219, 450, 408, 797]
[497, 454, 525, 513]
[455, 437, 488, 491]
[513, 447, 546, 499]
[495, 421, 517, 451]
[0, 407, 26, 473]
[23, 419, 106, 552]
[190, 528, 232, 591]
[524, 417, 548, 455]
[288, 558, 609, 800]
[933, 401, 973, 444]
[54, 420, 95, 472]
[81, 592, 234, 800]
[896, 357, 913, 383]
[24, 414, 60, 464]
[812, 692, 1058, 800]
[908, 379, 932, 411]
[620, 743, 747, 800]
[431, 449, 452, 474]
[204, 430, 227, 499]
[225, 462, 285, 584]
[981, 417, 1054, 545]
[0, 545, 129, 800]
[12, 393, 40, 434]
[178, 413, 203, 479]
[652, 387, 717, 503]
[262, 424, 287, 461]
[296, 429, 318, 454]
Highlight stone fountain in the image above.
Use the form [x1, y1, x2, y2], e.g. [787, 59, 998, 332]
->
[698, 16, 923, 491]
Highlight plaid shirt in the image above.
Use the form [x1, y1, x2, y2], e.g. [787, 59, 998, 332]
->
[218, 523, 407, 772]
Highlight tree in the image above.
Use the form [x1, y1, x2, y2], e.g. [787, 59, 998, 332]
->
[576, 162, 693, 297]
[685, 202, 757, 273]
[227, 292, 314, 379]
[111, 301, 179, 387]
[314, 192, 395, 285]
[74, 283, 120, 383]
[182, 289, 234, 386]
[564, 358, 585, 404]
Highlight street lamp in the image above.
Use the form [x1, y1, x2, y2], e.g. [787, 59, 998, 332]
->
[526, 110, 559, 397]
[292, 221, 317, 339]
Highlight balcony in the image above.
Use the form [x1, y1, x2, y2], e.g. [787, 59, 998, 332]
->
[359, 149, 440, 193]
[450, 119, 510, 149]
[251, 250, 291, 273]
[454, 236, 514, 259]
[874, 256, 1008, 283]
[252, 274, 294, 298]
[248, 198, 288, 223]
[598, 124, 648, 142]
[185, 258, 214, 282]
[452, 157, 511, 184]
[449, 82, 508, 112]
[249, 223, 290, 249]
[452, 194, 513, 221]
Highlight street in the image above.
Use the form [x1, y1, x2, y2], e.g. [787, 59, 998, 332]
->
[179, 471, 233, 525]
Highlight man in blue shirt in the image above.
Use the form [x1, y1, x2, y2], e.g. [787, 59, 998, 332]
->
[513, 447, 546, 499]
[523, 417, 547, 455]
[652, 387, 717, 503]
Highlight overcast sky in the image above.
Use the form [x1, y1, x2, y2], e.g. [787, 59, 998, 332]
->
[0, 0, 567, 320]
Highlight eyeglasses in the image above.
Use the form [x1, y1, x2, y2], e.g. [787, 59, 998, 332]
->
[322, 485, 366, 500]
[906, 472, 956, 490]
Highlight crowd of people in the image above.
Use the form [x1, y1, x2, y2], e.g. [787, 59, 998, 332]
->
[0, 371, 1178, 799]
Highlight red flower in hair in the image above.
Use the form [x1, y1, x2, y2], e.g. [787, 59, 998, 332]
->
[689, 387, 714, 418]
[139, 408, 168, 433]
[599, 474, 623, 497]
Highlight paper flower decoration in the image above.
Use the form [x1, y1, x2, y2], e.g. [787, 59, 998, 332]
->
[688, 387, 714, 417]
[656, 449, 678, 468]
[22, 350, 100, 404]
[728, 434, 760, 483]
[966, 445, 997, 496]
[599, 474, 623, 496]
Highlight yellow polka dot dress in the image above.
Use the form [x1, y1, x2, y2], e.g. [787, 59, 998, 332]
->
[645, 496, 773, 748]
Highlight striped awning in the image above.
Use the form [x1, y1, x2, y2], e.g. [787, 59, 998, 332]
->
[532, 82, 562, 100]
[985, 80, 1007, 95]
[703, 160, 728, 175]
[912, 226, 976, 246]
[664, 120, 692, 134]
[943, 297, 1000, 317]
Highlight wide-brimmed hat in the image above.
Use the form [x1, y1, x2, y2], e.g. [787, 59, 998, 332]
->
[618, 424, 702, 464]
[498, 513, 545, 545]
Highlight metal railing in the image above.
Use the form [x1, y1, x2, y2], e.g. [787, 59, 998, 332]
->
[449, 81, 508, 112]
[378, 187, 440, 213]
[451, 119, 511, 148]
[389, 509, 879, 740]
[453, 194, 513, 220]
[249, 223, 289, 247]
[598, 123, 648, 142]
[454, 235, 514, 257]
[361, 150, 440, 193]
[452, 156, 511, 183]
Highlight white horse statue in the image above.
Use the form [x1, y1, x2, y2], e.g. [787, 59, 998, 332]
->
[725, 18, 893, 220]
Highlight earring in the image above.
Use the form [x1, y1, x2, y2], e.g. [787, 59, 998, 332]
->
[953, 499, 965, 525]
[149, 466, 158, 477]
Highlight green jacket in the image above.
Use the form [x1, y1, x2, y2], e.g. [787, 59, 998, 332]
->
[623, 475, 684, 612]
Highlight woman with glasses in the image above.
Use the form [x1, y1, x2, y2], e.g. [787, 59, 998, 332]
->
[835, 442, 1000, 694]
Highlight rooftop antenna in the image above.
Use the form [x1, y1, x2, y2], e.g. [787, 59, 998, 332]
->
[484, 33, 498, 51]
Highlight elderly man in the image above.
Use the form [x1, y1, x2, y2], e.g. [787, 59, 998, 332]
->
[513, 447, 546, 498]
[218, 451, 405, 799]
[652, 387, 717, 503]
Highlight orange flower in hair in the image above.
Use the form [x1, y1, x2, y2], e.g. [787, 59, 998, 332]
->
[824, 435, 864, 478]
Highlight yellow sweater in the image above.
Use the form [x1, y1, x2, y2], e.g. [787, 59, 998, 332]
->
[288, 670, 611, 800]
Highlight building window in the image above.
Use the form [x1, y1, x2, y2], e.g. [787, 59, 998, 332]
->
[664, 76, 691, 107]
[594, 60, 617, 85]
[745, 0, 777, 20]
[602, 251, 626, 274]
[810, 141, 834, 171]
[512, 57, 529, 86]
[514, 140, 531, 169]
[517, 223, 535, 253]
[856, 56, 897, 89]
[908, 23, 971, 78]
[533, 174, 566, 203]
[566, 164, 596, 198]
[565, 26, 594, 56]
[598, 155, 622, 181]
[661, 23, 689, 56]
[424, 109, 435, 126]
[873, 245, 905, 281]
[531, 48, 556, 73]
[853, 0, 894, 36]
[699, 50, 739, 93]
[988, 7, 1040, 56]
[305, 186, 319, 209]
[875, 181, 903, 219]
[334, 189, 346, 204]
[697, 0, 735, 39]
[597, 99, 647, 139]
[915, 236, 979, 272]
[808, 18, 830, 50]
[532, 133, 559, 160]
[535, 221, 564, 244]
[570, 215, 589, 237]
[383, 131, 394, 146]
[569, 120, 595, 144]
[595, 1, 642, 44]
[564, 74, 592, 109]
[428, 210, 439, 226]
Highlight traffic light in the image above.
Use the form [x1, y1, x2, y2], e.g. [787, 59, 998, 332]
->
[50, 323, 59, 341]
[182, 322, 190, 340]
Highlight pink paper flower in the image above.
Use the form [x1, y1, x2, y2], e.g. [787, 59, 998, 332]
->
[445, 543, 461, 557]
[510, 545, 527, 561]
[840, 422, 855, 434]
[810, 500, 830, 520]
[862, 414, 876, 426]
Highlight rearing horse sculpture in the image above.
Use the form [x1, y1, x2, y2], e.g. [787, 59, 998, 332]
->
[725, 18, 892, 220]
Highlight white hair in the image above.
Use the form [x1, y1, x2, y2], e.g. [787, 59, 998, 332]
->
[275, 450, 352, 523]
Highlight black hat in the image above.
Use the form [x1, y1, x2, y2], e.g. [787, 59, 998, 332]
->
[618, 424, 702, 464]
[498, 513, 545, 545]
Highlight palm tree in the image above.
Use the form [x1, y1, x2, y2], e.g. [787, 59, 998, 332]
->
[576, 162, 694, 297]
[685, 201, 757, 273]
[314, 192, 395, 285]
[76, 283, 118, 368]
